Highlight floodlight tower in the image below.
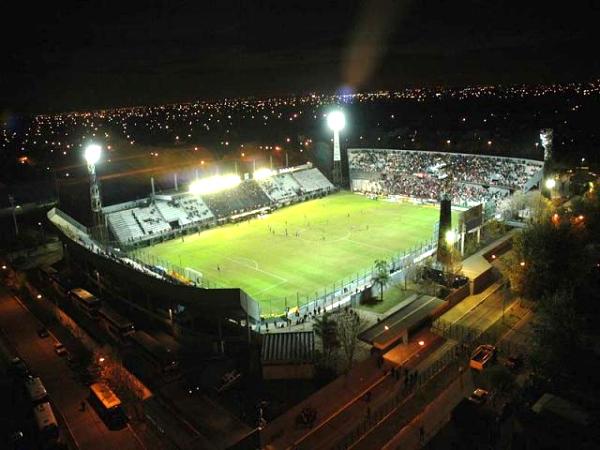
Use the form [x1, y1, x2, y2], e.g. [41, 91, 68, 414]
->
[327, 110, 345, 186]
[84, 144, 104, 242]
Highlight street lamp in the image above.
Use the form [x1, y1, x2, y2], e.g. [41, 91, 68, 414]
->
[545, 178, 556, 190]
[327, 110, 345, 186]
[84, 144, 104, 242]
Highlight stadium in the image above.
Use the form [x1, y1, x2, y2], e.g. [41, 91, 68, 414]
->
[48, 134, 544, 346]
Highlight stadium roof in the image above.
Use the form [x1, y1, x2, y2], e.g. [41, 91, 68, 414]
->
[261, 331, 315, 364]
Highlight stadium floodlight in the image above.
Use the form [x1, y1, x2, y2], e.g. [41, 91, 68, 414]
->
[189, 174, 241, 195]
[83, 143, 104, 242]
[253, 168, 273, 181]
[327, 110, 345, 132]
[327, 110, 345, 185]
[445, 229, 457, 246]
[545, 178, 556, 190]
[84, 143, 102, 165]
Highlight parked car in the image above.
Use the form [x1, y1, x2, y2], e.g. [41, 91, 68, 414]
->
[468, 388, 490, 405]
[54, 343, 67, 356]
[37, 327, 49, 338]
[504, 354, 523, 372]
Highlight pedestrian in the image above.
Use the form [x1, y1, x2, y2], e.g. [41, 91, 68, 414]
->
[419, 426, 425, 444]
[80, 401, 86, 411]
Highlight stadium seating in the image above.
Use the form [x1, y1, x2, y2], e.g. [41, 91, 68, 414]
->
[107, 210, 146, 242]
[133, 205, 171, 235]
[348, 149, 542, 206]
[106, 167, 334, 245]
[291, 168, 335, 193]
[154, 196, 214, 226]
[202, 180, 271, 219]
[257, 173, 302, 203]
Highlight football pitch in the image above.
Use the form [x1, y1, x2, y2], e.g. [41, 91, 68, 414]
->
[140, 192, 442, 315]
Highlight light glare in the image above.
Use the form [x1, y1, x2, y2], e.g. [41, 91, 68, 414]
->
[189, 174, 241, 195]
[84, 144, 102, 165]
[253, 168, 273, 181]
[445, 230, 457, 245]
[327, 111, 345, 131]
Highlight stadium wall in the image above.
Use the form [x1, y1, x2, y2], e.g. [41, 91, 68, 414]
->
[48, 208, 261, 345]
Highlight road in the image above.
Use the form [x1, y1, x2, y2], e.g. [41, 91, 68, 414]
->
[0, 288, 143, 450]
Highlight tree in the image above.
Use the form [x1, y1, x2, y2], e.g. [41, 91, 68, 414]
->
[529, 288, 588, 391]
[372, 259, 390, 301]
[335, 309, 364, 373]
[313, 312, 339, 362]
[499, 219, 589, 301]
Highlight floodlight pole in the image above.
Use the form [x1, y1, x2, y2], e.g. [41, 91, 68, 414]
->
[332, 129, 342, 186]
[87, 161, 104, 243]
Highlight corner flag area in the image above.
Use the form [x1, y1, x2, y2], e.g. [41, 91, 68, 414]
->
[140, 192, 442, 314]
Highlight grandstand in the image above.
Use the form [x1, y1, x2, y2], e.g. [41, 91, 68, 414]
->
[257, 173, 302, 204]
[291, 168, 335, 193]
[348, 148, 543, 207]
[103, 165, 335, 247]
[203, 180, 271, 219]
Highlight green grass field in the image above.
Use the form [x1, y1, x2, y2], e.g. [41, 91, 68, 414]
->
[140, 192, 442, 315]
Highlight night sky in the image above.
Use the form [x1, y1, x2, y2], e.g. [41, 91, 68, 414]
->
[2, 0, 599, 113]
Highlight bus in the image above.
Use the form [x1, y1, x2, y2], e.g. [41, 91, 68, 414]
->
[89, 383, 127, 429]
[69, 288, 101, 319]
[33, 402, 59, 442]
[98, 306, 135, 344]
[130, 331, 179, 378]
[25, 377, 49, 404]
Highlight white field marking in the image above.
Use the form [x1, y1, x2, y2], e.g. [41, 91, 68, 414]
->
[228, 256, 259, 269]
[253, 279, 289, 295]
[225, 256, 288, 282]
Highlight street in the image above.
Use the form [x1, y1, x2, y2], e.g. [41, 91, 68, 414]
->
[0, 288, 143, 450]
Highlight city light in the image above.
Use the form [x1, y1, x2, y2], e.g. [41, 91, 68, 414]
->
[418, 340, 425, 346]
[253, 168, 273, 181]
[189, 174, 241, 195]
[327, 110, 345, 132]
[84, 144, 102, 165]
[545, 178, 556, 189]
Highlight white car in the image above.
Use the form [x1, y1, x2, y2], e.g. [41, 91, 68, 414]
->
[54, 343, 67, 356]
[468, 388, 489, 405]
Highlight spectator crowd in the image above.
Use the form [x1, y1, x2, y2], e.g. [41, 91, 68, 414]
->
[349, 149, 543, 206]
